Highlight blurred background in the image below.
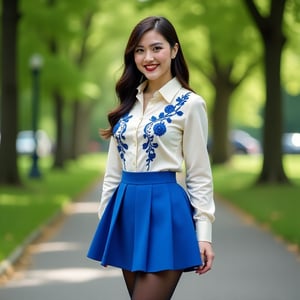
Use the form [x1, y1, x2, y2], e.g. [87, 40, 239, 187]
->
[0, 0, 300, 267]
[1, 0, 300, 178]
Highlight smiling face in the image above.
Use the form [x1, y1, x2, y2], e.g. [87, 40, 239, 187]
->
[134, 30, 178, 90]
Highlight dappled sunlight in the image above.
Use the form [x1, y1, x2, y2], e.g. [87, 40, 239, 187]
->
[0, 194, 70, 206]
[5, 267, 122, 288]
[30, 242, 81, 254]
[0, 195, 34, 206]
[64, 201, 99, 215]
[231, 155, 262, 174]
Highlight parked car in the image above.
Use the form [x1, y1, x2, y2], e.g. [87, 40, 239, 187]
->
[16, 130, 53, 157]
[282, 132, 300, 154]
[230, 130, 261, 154]
[208, 130, 261, 155]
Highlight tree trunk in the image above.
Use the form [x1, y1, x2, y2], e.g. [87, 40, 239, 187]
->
[0, 0, 21, 185]
[78, 102, 94, 155]
[209, 54, 236, 164]
[70, 100, 80, 160]
[211, 86, 232, 164]
[258, 25, 288, 183]
[52, 90, 65, 168]
[244, 0, 289, 183]
[45, 0, 65, 168]
[70, 100, 95, 159]
[69, 12, 95, 160]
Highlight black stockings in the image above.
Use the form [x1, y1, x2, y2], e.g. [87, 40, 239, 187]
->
[122, 269, 182, 300]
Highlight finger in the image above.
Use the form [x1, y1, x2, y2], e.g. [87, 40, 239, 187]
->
[201, 252, 206, 266]
[195, 259, 211, 274]
[196, 253, 214, 275]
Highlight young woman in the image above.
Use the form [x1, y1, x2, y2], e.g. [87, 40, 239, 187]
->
[87, 16, 215, 299]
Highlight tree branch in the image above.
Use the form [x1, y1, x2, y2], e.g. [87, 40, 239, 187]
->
[76, 11, 94, 67]
[243, 0, 266, 32]
[235, 59, 260, 88]
[187, 54, 214, 84]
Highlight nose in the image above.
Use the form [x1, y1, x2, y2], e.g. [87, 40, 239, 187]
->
[144, 50, 154, 62]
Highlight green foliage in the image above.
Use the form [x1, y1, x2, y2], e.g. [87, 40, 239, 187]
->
[2, 0, 300, 161]
[0, 153, 105, 261]
[13, 0, 300, 135]
[19, 0, 100, 94]
[136, 0, 265, 129]
[16, 0, 146, 135]
[282, 7, 300, 95]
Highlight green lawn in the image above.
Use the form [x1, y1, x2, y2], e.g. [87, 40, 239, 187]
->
[0, 153, 106, 262]
[212, 155, 300, 249]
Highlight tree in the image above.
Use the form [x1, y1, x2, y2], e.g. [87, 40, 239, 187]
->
[69, 11, 96, 159]
[208, 52, 258, 164]
[0, 0, 21, 185]
[46, 0, 70, 168]
[20, 0, 101, 168]
[192, 1, 260, 163]
[244, 0, 289, 183]
[46, 7, 65, 168]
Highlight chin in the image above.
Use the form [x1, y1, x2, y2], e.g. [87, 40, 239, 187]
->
[144, 73, 161, 81]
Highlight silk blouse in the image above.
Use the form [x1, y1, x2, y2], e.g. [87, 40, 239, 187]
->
[98, 77, 215, 242]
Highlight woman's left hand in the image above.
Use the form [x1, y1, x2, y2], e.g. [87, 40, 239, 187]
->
[195, 241, 215, 275]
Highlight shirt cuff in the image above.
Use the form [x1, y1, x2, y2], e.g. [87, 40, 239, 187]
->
[195, 220, 212, 243]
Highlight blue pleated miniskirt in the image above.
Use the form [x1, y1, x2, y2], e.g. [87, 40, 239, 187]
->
[87, 171, 202, 272]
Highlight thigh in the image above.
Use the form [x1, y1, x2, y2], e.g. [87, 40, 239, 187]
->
[132, 270, 182, 300]
[122, 269, 137, 297]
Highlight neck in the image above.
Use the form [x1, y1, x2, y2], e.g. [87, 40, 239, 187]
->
[145, 82, 164, 94]
[145, 76, 173, 94]
[144, 83, 158, 95]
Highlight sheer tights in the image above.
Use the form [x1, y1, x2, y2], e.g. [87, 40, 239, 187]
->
[122, 269, 182, 300]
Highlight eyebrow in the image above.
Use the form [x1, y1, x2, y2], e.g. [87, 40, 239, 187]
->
[136, 42, 164, 48]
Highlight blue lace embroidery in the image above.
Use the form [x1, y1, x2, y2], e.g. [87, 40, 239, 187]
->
[113, 113, 132, 169]
[143, 92, 191, 170]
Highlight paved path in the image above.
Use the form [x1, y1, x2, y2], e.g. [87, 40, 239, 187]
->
[0, 184, 299, 300]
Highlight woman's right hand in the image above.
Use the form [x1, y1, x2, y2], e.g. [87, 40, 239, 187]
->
[195, 241, 215, 275]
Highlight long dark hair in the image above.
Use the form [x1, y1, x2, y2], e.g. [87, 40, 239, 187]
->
[101, 16, 193, 138]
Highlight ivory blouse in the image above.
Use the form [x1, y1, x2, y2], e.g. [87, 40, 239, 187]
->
[98, 77, 215, 242]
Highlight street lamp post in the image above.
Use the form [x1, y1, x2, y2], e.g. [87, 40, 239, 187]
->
[29, 54, 43, 178]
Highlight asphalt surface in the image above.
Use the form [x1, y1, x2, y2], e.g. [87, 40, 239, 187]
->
[0, 183, 299, 300]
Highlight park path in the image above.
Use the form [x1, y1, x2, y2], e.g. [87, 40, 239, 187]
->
[0, 183, 299, 300]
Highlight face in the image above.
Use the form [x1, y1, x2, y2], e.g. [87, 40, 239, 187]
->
[134, 30, 178, 88]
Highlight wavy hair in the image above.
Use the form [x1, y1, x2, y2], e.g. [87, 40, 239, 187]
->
[101, 16, 193, 138]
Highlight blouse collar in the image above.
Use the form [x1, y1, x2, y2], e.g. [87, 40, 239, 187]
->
[136, 77, 182, 104]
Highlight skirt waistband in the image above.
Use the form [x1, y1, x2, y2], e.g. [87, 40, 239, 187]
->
[121, 171, 176, 185]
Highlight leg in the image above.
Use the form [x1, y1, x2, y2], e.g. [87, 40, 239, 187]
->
[132, 270, 182, 300]
[122, 269, 137, 298]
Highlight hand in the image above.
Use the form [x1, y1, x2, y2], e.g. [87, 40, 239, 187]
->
[195, 241, 215, 275]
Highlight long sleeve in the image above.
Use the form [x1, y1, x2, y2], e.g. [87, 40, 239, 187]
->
[98, 137, 122, 219]
[182, 95, 215, 242]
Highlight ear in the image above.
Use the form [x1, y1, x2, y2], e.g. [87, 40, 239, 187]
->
[171, 43, 179, 59]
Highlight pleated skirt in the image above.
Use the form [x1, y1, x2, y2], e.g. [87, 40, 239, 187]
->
[87, 171, 202, 272]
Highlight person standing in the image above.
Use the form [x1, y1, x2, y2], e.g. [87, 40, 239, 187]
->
[87, 16, 215, 299]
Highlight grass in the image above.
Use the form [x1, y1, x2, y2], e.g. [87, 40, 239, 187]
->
[212, 155, 300, 249]
[0, 153, 106, 262]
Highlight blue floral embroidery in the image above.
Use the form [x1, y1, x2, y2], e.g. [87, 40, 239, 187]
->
[113, 113, 132, 169]
[143, 92, 191, 170]
[153, 122, 167, 136]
